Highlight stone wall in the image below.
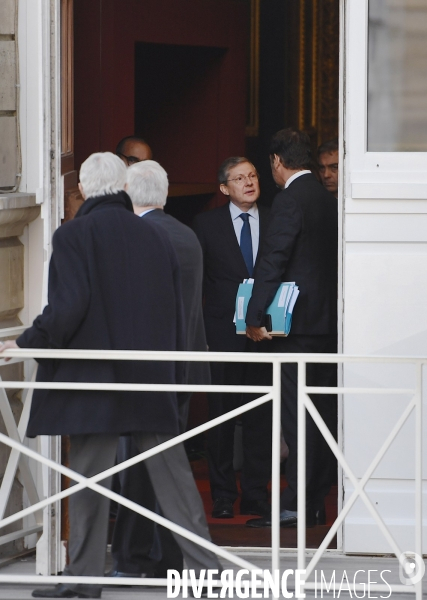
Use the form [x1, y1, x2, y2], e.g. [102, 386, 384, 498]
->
[0, 0, 19, 192]
[0, 0, 41, 555]
[0, 193, 39, 558]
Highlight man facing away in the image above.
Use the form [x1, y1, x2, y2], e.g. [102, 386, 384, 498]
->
[245, 129, 338, 528]
[0, 152, 221, 598]
[193, 157, 272, 520]
[113, 136, 181, 579]
[317, 139, 339, 199]
[110, 159, 210, 579]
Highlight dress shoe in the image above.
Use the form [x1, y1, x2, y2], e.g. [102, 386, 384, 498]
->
[278, 509, 298, 528]
[31, 583, 101, 598]
[105, 569, 146, 578]
[306, 504, 326, 527]
[105, 569, 152, 588]
[211, 497, 234, 518]
[246, 506, 326, 529]
[240, 499, 271, 517]
[245, 509, 297, 528]
[245, 515, 271, 528]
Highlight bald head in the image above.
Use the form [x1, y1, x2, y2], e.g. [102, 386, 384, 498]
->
[116, 136, 153, 166]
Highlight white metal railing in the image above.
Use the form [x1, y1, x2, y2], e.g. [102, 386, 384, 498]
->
[0, 326, 44, 554]
[0, 349, 424, 600]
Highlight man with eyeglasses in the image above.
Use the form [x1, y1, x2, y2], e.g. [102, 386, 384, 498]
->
[193, 157, 272, 521]
[116, 135, 153, 165]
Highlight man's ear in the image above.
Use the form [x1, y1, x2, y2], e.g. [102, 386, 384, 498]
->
[78, 182, 86, 200]
[124, 182, 128, 191]
[273, 154, 282, 170]
[219, 183, 230, 196]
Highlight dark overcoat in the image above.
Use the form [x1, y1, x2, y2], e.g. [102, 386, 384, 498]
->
[143, 209, 209, 385]
[18, 192, 184, 437]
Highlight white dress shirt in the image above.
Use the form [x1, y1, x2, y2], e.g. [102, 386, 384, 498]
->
[138, 208, 156, 217]
[229, 201, 260, 262]
[285, 170, 311, 189]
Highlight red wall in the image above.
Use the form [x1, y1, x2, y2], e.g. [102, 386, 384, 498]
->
[74, 0, 249, 202]
[134, 43, 226, 184]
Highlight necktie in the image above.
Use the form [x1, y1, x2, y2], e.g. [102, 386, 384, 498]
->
[239, 213, 253, 276]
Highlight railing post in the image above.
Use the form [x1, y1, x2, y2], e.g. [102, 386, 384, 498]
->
[36, 436, 62, 576]
[271, 359, 282, 587]
[415, 362, 423, 600]
[297, 360, 306, 580]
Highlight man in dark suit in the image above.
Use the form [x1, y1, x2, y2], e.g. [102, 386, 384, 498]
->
[109, 159, 210, 579]
[245, 129, 338, 528]
[193, 157, 271, 520]
[0, 152, 222, 598]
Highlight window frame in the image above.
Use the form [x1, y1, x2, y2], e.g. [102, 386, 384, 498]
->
[345, 0, 427, 200]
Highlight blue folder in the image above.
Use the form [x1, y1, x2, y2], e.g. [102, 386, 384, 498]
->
[235, 281, 299, 336]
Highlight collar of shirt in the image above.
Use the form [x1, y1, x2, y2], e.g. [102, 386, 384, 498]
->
[229, 201, 259, 221]
[284, 170, 312, 189]
[138, 208, 157, 217]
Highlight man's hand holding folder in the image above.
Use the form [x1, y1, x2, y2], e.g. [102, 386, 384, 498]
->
[246, 325, 272, 342]
[235, 280, 300, 339]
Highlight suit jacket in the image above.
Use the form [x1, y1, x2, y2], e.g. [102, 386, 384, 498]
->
[143, 209, 209, 385]
[18, 192, 184, 437]
[193, 202, 270, 351]
[246, 173, 337, 336]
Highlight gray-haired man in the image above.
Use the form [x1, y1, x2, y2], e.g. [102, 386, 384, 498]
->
[1, 153, 221, 598]
[110, 160, 211, 580]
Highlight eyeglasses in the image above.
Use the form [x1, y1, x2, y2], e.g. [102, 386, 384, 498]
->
[226, 173, 259, 185]
[116, 152, 141, 165]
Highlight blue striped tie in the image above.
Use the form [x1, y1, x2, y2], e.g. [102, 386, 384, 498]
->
[239, 213, 253, 276]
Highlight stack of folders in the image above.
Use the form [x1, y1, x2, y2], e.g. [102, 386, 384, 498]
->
[235, 279, 300, 336]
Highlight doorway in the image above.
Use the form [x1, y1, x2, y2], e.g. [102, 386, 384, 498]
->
[134, 42, 227, 224]
[69, 0, 341, 552]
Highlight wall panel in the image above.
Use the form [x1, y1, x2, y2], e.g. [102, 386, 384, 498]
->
[74, 0, 248, 208]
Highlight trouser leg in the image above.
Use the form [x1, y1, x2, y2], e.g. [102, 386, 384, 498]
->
[305, 360, 337, 509]
[134, 432, 222, 575]
[207, 362, 245, 501]
[154, 523, 184, 574]
[152, 393, 191, 573]
[277, 335, 337, 512]
[177, 391, 192, 434]
[63, 433, 118, 594]
[111, 393, 191, 575]
[279, 360, 299, 511]
[240, 362, 273, 502]
[111, 436, 156, 574]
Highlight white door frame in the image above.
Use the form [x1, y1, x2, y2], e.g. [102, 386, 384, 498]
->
[341, 0, 427, 554]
